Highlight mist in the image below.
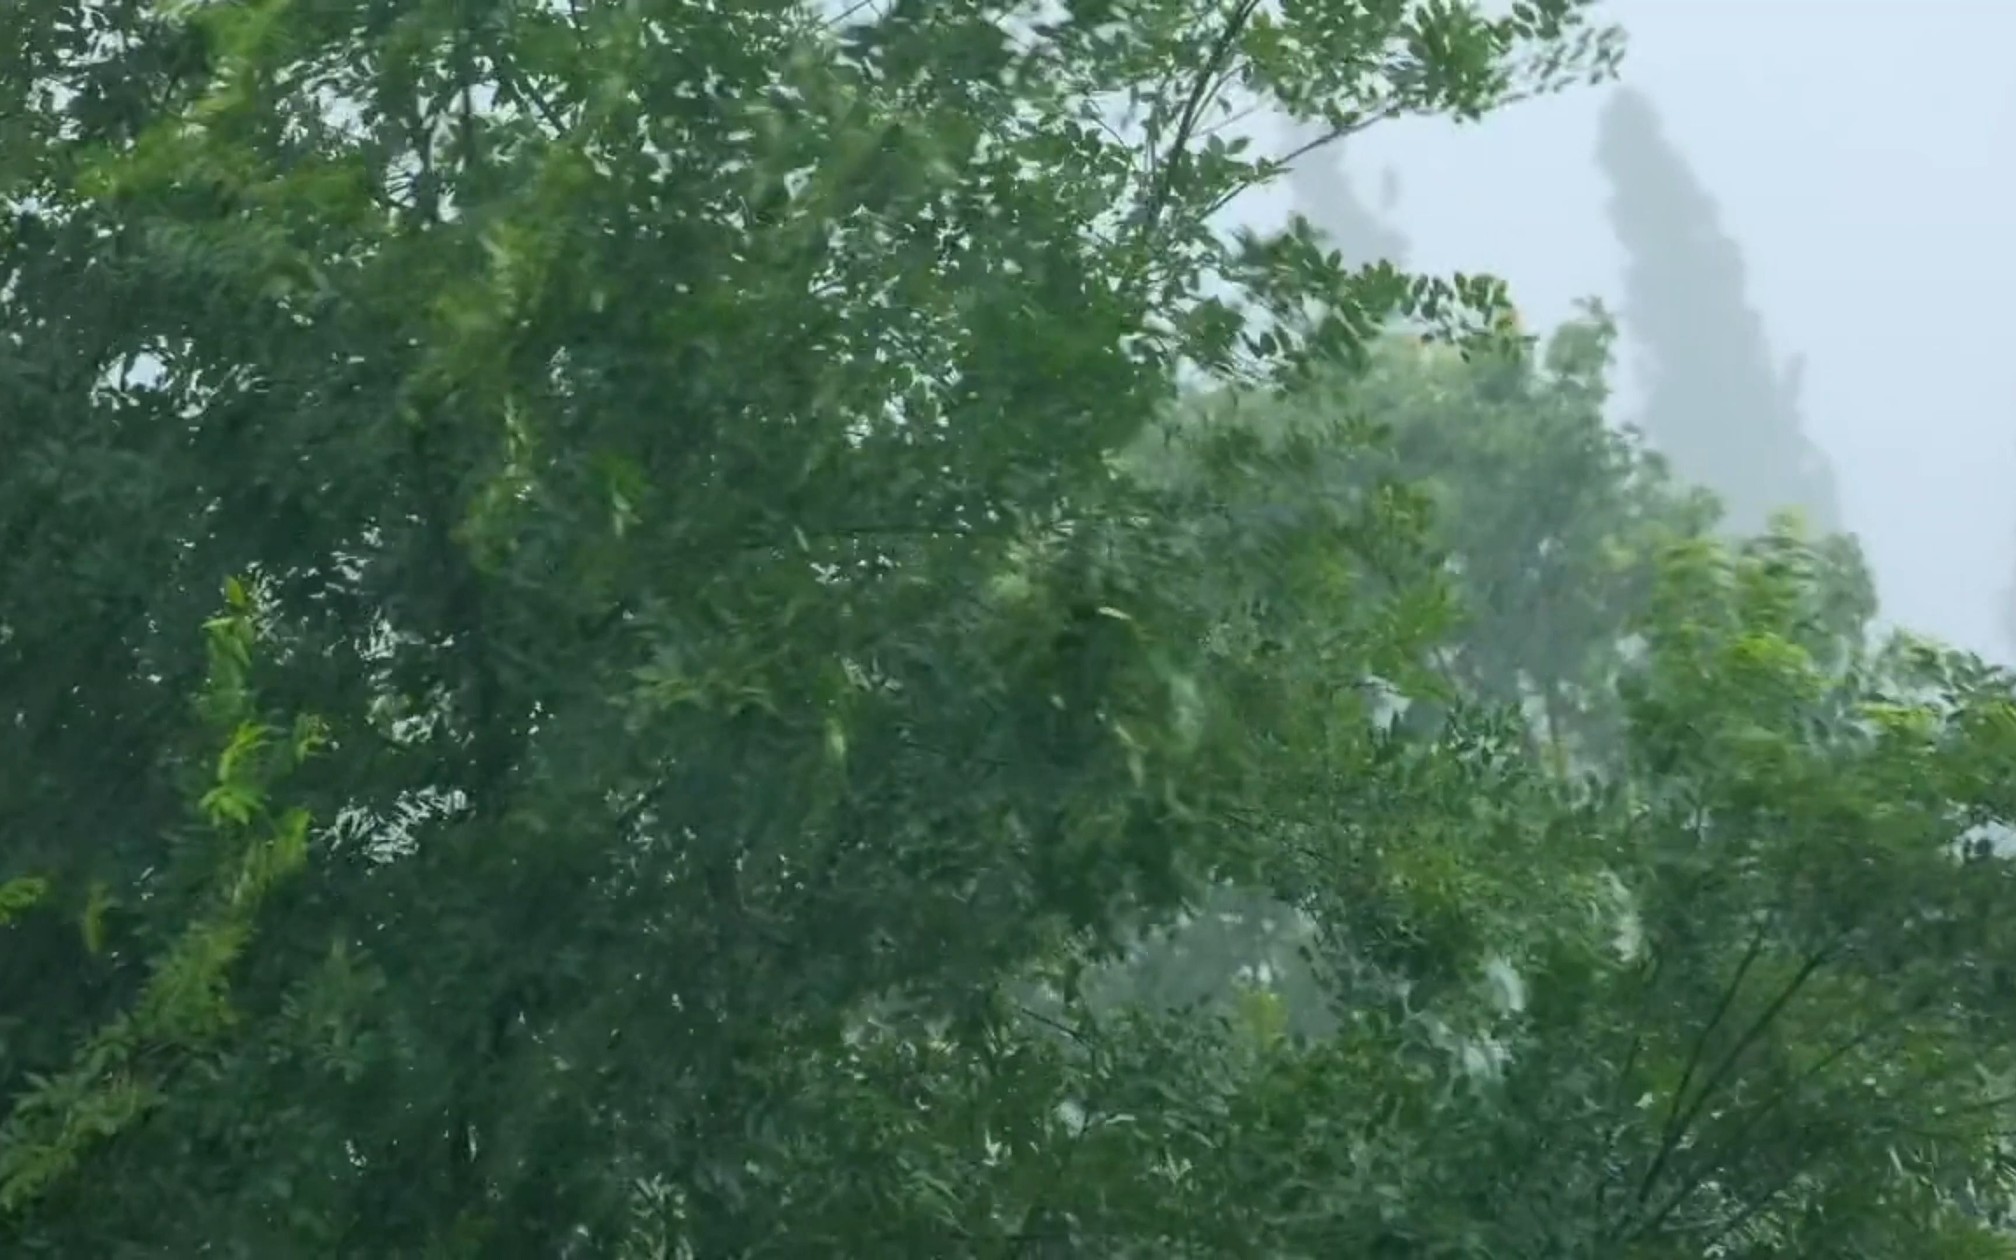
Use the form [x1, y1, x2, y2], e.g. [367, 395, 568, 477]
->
[1249, 0, 2016, 661]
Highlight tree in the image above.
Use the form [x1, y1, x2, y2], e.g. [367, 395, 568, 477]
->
[1283, 115, 1411, 270]
[1190, 523, 2016, 1256]
[2002, 535, 2016, 662]
[1139, 308, 1726, 764]
[1597, 87, 1843, 539]
[1101, 312, 2016, 1255]
[0, 0, 1622, 1252]
[13, 1, 2016, 1253]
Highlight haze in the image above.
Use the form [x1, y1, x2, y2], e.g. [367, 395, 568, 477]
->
[1249, 0, 2015, 661]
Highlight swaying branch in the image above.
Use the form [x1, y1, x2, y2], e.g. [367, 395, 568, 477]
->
[1623, 928, 1844, 1244]
[1132, 0, 1263, 247]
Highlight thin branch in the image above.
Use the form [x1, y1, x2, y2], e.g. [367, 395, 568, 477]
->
[1017, 1002, 1093, 1046]
[1692, 1157, 1810, 1254]
[1132, 0, 1263, 245]
[1198, 100, 1266, 139]
[1635, 915, 1772, 1208]
[1625, 933, 1842, 1243]
[493, 60, 568, 136]
[823, 0, 872, 28]
[1635, 986, 1930, 1244]
[1272, 102, 1409, 174]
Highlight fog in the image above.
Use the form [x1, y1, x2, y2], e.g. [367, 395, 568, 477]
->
[1246, 0, 2015, 661]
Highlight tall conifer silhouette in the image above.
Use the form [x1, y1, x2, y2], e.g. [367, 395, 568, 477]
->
[1598, 88, 1840, 536]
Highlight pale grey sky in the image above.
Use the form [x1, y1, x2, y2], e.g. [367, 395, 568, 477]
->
[1250, 0, 2015, 660]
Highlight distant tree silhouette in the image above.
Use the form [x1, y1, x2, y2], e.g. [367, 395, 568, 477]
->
[2003, 518, 2016, 659]
[1283, 117, 1410, 269]
[1597, 87, 1841, 537]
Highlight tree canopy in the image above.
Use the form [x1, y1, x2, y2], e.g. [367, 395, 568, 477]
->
[5, 2, 2016, 1256]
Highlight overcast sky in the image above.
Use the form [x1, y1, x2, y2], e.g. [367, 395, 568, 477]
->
[1246, 0, 2015, 661]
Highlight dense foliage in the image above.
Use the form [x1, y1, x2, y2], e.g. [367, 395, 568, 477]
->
[5, 1, 2015, 1256]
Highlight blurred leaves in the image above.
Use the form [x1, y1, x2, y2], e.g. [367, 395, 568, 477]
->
[6, 0, 2015, 1255]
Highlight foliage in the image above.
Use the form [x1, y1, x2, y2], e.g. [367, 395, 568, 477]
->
[1135, 310, 1731, 765]
[6, 0, 2016, 1256]
[1082, 311, 2016, 1254]
[1, 578, 324, 1215]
